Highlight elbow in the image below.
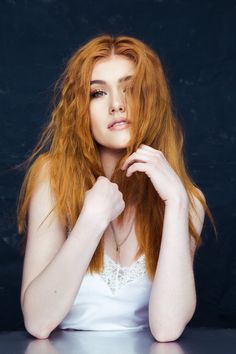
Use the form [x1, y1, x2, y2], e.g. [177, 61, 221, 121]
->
[24, 318, 52, 339]
[152, 326, 184, 342]
[25, 326, 50, 339]
[22, 299, 54, 339]
[23, 314, 53, 339]
[150, 320, 187, 342]
[150, 303, 196, 342]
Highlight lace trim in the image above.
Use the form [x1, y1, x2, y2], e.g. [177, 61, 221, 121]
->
[67, 227, 147, 294]
[99, 254, 146, 294]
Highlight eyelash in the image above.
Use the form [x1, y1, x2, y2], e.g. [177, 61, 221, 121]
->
[90, 90, 106, 99]
[90, 88, 127, 99]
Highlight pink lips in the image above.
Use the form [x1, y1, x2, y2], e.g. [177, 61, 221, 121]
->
[108, 118, 129, 129]
[109, 122, 130, 131]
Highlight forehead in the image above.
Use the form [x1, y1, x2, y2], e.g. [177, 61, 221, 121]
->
[90, 55, 135, 82]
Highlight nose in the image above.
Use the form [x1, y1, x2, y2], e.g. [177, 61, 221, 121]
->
[109, 90, 126, 115]
[110, 105, 125, 114]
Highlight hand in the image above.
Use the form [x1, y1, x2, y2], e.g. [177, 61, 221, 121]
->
[83, 176, 125, 226]
[121, 144, 188, 205]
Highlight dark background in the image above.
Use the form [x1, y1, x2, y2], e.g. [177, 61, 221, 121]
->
[0, 0, 235, 330]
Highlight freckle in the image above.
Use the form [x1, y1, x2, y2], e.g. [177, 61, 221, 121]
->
[54, 290, 57, 294]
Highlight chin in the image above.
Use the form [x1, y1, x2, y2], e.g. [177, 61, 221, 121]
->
[98, 138, 131, 151]
[108, 145, 128, 151]
[97, 143, 127, 152]
[112, 140, 130, 149]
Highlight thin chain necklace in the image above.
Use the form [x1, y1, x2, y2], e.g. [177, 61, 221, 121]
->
[109, 216, 135, 293]
[110, 216, 135, 265]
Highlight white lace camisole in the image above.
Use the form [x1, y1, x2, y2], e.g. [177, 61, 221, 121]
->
[59, 250, 153, 331]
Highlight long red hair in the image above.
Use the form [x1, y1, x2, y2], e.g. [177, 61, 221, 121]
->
[16, 34, 217, 281]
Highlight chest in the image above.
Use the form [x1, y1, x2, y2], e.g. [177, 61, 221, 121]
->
[103, 218, 141, 268]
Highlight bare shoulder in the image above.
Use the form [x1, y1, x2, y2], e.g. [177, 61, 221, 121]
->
[21, 156, 67, 307]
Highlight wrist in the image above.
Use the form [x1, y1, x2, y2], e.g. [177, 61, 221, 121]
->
[165, 191, 189, 209]
[79, 206, 108, 233]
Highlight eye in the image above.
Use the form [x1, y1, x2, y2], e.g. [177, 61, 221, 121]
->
[90, 90, 106, 99]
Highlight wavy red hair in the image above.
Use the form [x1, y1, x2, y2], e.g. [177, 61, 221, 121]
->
[16, 34, 217, 281]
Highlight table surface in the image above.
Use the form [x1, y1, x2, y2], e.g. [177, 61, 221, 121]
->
[0, 327, 236, 354]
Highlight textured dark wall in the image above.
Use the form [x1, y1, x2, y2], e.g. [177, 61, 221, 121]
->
[0, 0, 235, 330]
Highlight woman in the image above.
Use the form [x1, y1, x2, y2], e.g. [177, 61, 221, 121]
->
[17, 34, 217, 341]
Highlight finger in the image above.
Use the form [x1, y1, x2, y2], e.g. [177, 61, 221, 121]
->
[141, 145, 166, 160]
[140, 144, 161, 154]
[140, 144, 154, 151]
[126, 162, 152, 177]
[121, 152, 150, 170]
[136, 147, 153, 155]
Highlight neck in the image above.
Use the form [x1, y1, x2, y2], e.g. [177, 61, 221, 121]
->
[99, 145, 125, 180]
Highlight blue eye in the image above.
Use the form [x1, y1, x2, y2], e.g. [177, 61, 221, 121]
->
[90, 90, 106, 98]
[90, 88, 127, 99]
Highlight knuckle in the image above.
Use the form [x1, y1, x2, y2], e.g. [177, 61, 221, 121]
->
[98, 176, 105, 182]
[155, 151, 162, 159]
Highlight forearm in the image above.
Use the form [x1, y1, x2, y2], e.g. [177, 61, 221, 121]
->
[149, 197, 196, 341]
[22, 209, 106, 338]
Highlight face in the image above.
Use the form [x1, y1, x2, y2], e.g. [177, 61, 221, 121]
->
[89, 55, 135, 152]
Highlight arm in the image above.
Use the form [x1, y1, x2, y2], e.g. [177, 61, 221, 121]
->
[21, 171, 106, 340]
[148, 189, 205, 342]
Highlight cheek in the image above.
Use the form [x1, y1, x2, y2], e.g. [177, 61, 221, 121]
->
[89, 101, 107, 129]
[89, 111, 105, 139]
[90, 119, 98, 137]
[89, 100, 103, 119]
[89, 105, 98, 128]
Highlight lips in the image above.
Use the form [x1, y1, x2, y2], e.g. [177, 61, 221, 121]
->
[108, 118, 130, 129]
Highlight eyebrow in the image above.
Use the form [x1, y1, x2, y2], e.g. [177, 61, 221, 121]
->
[90, 75, 133, 85]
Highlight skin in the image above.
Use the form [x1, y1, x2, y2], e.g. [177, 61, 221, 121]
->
[89, 54, 134, 179]
[89, 54, 187, 205]
[21, 53, 205, 341]
[89, 54, 206, 341]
